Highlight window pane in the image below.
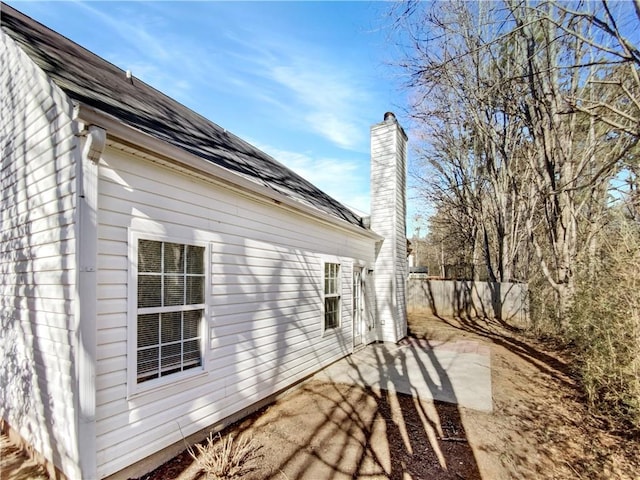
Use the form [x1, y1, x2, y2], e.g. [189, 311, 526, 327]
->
[138, 275, 161, 308]
[161, 343, 182, 375]
[184, 310, 201, 339]
[138, 313, 159, 347]
[164, 243, 184, 274]
[186, 276, 204, 304]
[183, 339, 201, 368]
[161, 311, 182, 343]
[137, 347, 159, 382]
[164, 275, 185, 306]
[325, 297, 338, 315]
[138, 239, 161, 273]
[324, 263, 340, 295]
[325, 297, 339, 329]
[187, 246, 204, 274]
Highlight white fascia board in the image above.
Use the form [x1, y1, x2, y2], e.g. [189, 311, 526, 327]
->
[73, 103, 383, 242]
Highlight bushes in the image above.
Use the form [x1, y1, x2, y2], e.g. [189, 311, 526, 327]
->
[528, 217, 640, 432]
[568, 221, 640, 431]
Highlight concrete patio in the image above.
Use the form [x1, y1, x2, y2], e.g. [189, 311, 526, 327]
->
[315, 337, 493, 412]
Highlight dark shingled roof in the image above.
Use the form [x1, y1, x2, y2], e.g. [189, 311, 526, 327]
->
[1, 3, 365, 229]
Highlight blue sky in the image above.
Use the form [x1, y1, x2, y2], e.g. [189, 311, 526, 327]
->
[7, 1, 421, 232]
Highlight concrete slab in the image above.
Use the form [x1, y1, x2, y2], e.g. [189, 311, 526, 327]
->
[315, 337, 492, 412]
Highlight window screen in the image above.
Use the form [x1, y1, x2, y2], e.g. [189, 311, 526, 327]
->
[136, 239, 205, 384]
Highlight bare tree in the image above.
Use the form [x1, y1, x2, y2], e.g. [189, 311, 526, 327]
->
[395, 0, 639, 326]
[550, 0, 640, 225]
[399, 1, 531, 283]
[504, 0, 638, 323]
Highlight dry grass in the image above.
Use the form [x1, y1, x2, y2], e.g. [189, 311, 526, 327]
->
[187, 432, 260, 480]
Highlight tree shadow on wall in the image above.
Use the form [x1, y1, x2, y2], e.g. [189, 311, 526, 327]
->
[1, 50, 77, 479]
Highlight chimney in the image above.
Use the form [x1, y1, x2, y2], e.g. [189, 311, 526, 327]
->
[370, 112, 408, 343]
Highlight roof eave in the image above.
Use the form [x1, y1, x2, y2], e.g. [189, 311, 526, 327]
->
[74, 103, 383, 242]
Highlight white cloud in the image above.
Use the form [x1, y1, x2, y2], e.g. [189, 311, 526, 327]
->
[306, 112, 362, 151]
[253, 142, 371, 214]
[75, 2, 170, 62]
[70, 2, 200, 105]
[268, 64, 367, 150]
[219, 27, 373, 152]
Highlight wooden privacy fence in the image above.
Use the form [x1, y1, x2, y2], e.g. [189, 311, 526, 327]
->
[407, 278, 530, 327]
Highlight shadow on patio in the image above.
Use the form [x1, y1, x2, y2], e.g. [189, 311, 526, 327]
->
[232, 334, 490, 480]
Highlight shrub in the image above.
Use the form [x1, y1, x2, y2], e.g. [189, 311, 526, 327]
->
[568, 219, 640, 432]
[187, 431, 260, 480]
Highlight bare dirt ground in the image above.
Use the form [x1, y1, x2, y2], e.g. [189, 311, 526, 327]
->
[0, 434, 49, 480]
[2, 312, 639, 479]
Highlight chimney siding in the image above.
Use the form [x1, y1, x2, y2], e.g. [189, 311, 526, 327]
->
[370, 115, 408, 343]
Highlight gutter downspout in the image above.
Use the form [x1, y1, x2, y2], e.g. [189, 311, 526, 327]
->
[76, 123, 106, 479]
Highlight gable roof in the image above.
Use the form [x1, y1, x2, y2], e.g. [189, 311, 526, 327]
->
[1, 3, 366, 229]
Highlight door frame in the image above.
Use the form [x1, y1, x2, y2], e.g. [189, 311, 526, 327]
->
[352, 265, 364, 350]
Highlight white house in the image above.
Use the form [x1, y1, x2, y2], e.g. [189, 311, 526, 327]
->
[0, 4, 408, 479]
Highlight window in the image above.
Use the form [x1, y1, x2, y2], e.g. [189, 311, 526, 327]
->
[324, 262, 341, 330]
[136, 239, 205, 384]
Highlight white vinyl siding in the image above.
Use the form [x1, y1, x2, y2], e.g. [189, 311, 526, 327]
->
[95, 143, 374, 477]
[370, 119, 408, 343]
[0, 32, 81, 477]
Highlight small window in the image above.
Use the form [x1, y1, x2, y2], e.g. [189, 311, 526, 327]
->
[136, 239, 205, 384]
[324, 262, 341, 330]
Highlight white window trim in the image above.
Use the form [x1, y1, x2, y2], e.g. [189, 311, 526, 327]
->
[127, 229, 210, 398]
[321, 257, 342, 335]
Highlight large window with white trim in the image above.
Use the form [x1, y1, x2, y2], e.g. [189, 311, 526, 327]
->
[324, 262, 341, 331]
[136, 239, 205, 384]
